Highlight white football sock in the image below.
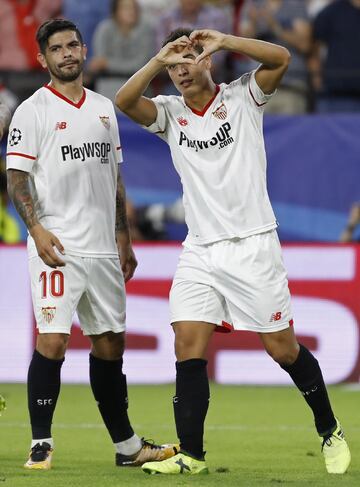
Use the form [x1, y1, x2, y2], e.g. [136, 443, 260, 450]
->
[114, 433, 142, 455]
[31, 438, 54, 449]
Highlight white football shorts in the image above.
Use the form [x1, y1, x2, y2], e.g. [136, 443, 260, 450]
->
[170, 230, 293, 333]
[29, 254, 126, 335]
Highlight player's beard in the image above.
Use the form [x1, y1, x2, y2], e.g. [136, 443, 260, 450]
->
[49, 59, 84, 82]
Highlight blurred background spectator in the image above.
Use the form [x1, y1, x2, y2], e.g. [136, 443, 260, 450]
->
[306, 0, 334, 18]
[63, 0, 111, 58]
[0, 0, 62, 71]
[340, 203, 360, 243]
[0, 0, 62, 101]
[138, 0, 177, 25]
[240, 0, 311, 114]
[88, 0, 155, 97]
[311, 0, 360, 113]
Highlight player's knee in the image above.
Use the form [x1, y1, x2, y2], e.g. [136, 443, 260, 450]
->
[90, 332, 125, 360]
[36, 333, 69, 360]
[174, 336, 206, 361]
[266, 345, 299, 366]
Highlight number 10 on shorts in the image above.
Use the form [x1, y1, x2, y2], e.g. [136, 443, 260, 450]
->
[39, 270, 64, 298]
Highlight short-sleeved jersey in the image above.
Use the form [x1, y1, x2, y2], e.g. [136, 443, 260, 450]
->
[6, 85, 122, 258]
[144, 70, 277, 245]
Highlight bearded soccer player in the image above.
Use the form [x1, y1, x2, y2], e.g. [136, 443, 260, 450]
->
[6, 19, 178, 470]
[115, 28, 351, 475]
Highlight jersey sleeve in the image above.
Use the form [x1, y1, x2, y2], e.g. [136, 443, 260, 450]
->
[142, 95, 168, 137]
[6, 101, 39, 172]
[246, 69, 275, 108]
[110, 103, 123, 164]
[227, 69, 275, 110]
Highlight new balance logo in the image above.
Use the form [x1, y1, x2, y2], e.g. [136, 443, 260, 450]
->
[270, 312, 282, 322]
[55, 121, 67, 130]
[177, 116, 188, 126]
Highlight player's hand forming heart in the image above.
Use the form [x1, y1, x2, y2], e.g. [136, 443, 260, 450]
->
[190, 30, 226, 64]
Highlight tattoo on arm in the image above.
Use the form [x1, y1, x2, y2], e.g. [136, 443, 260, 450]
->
[115, 172, 129, 233]
[7, 169, 39, 231]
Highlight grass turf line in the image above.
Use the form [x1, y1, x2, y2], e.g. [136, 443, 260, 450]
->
[0, 384, 359, 486]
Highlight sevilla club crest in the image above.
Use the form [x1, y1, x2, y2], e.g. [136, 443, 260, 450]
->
[41, 307, 56, 324]
[212, 103, 227, 120]
[99, 116, 110, 129]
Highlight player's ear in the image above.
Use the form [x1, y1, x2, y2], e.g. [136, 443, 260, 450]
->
[204, 55, 212, 71]
[83, 44, 88, 61]
[37, 52, 47, 70]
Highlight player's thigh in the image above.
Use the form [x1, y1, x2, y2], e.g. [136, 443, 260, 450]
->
[29, 254, 86, 335]
[215, 231, 293, 332]
[170, 279, 228, 326]
[173, 321, 216, 361]
[170, 243, 230, 327]
[77, 258, 126, 336]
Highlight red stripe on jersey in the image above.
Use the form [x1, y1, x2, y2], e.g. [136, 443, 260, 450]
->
[248, 84, 266, 107]
[45, 85, 86, 109]
[6, 152, 36, 160]
[289, 319, 294, 327]
[187, 85, 220, 116]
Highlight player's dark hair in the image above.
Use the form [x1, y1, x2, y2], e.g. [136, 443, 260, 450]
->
[36, 19, 83, 54]
[162, 28, 203, 54]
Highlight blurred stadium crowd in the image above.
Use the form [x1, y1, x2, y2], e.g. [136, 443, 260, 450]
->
[1, 0, 360, 243]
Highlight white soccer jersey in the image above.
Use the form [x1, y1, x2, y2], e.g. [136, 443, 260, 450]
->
[6, 85, 122, 258]
[145, 70, 277, 245]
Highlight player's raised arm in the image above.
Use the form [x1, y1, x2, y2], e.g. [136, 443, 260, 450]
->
[190, 30, 291, 94]
[7, 169, 65, 268]
[115, 36, 195, 126]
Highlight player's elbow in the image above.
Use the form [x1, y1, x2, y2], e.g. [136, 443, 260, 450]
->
[115, 89, 131, 113]
[281, 48, 291, 68]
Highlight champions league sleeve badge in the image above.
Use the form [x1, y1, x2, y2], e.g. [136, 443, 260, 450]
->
[8, 127, 22, 146]
[99, 116, 110, 129]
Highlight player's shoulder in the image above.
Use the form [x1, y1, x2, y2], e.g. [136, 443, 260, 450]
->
[13, 88, 44, 117]
[225, 72, 252, 91]
[84, 88, 113, 108]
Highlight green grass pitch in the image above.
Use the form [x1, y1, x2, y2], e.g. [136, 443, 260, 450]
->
[0, 383, 359, 486]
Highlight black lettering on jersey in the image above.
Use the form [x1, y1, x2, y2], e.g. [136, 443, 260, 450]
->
[178, 122, 234, 152]
[197, 140, 209, 149]
[61, 142, 111, 163]
[83, 143, 95, 158]
[61, 146, 70, 160]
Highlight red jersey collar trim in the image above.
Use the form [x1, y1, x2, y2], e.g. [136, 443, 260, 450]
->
[186, 85, 220, 116]
[45, 84, 86, 109]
